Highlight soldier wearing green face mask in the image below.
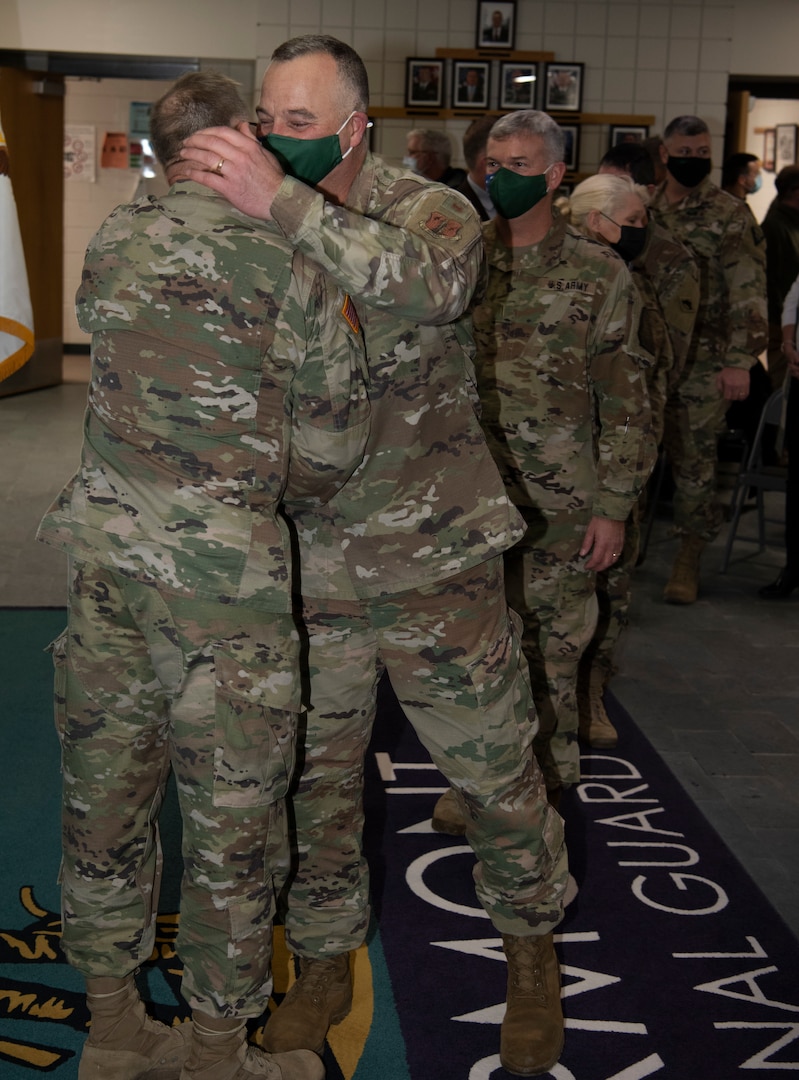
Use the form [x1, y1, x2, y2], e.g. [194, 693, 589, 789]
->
[467, 109, 656, 802]
[650, 115, 767, 605]
[173, 37, 569, 1079]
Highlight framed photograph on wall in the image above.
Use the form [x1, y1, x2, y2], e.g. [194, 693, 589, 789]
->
[500, 62, 538, 110]
[544, 62, 584, 113]
[775, 123, 798, 172]
[452, 60, 490, 110]
[405, 58, 444, 108]
[763, 128, 776, 172]
[476, 1, 516, 49]
[560, 125, 580, 172]
[609, 124, 649, 147]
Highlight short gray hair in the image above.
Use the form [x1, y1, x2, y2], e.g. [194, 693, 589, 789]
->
[407, 128, 453, 166]
[488, 110, 565, 164]
[150, 71, 249, 168]
[663, 115, 710, 140]
[271, 35, 369, 112]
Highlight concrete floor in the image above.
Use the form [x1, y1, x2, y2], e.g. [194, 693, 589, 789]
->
[2, 360, 797, 940]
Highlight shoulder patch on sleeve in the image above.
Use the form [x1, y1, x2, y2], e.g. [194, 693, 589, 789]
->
[420, 209, 464, 240]
[341, 293, 361, 334]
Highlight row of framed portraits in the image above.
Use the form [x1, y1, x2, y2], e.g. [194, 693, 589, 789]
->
[551, 124, 650, 173]
[407, 58, 585, 113]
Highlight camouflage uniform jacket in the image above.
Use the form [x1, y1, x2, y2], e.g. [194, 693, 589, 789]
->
[471, 211, 656, 524]
[37, 183, 369, 612]
[650, 178, 767, 373]
[635, 219, 699, 387]
[270, 152, 525, 599]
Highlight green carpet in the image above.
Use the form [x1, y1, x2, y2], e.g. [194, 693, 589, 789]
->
[0, 609, 408, 1079]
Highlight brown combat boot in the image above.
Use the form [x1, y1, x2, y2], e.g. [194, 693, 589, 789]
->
[181, 1018, 323, 1080]
[500, 933, 564, 1076]
[79, 975, 190, 1080]
[663, 533, 705, 605]
[262, 954, 352, 1055]
[430, 787, 467, 835]
[577, 667, 618, 749]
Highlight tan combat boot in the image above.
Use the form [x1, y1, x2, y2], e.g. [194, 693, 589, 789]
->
[430, 787, 467, 835]
[500, 933, 564, 1076]
[79, 975, 190, 1080]
[577, 667, 618, 749]
[663, 533, 705, 605]
[262, 954, 352, 1055]
[181, 1018, 323, 1080]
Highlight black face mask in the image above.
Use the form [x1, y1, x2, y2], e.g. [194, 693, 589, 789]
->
[610, 224, 647, 263]
[666, 155, 712, 188]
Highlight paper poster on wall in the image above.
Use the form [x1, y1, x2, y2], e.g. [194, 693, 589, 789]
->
[64, 125, 96, 182]
[102, 132, 129, 169]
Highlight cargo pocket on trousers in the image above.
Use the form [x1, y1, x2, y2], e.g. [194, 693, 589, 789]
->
[211, 636, 302, 808]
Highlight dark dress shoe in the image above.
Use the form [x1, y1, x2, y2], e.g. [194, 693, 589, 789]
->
[759, 568, 799, 599]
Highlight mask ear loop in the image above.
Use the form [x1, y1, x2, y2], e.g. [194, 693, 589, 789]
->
[337, 113, 373, 162]
[543, 161, 557, 192]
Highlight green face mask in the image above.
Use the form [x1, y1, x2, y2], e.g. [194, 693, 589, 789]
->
[261, 111, 355, 186]
[486, 165, 553, 219]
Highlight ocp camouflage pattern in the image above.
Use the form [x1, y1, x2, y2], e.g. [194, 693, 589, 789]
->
[471, 211, 656, 788]
[37, 181, 370, 610]
[650, 177, 767, 373]
[472, 210, 656, 530]
[270, 153, 526, 600]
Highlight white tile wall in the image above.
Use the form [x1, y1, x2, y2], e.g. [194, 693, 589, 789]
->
[63, 77, 174, 345]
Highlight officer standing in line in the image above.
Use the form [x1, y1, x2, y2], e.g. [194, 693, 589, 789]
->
[650, 115, 767, 605]
[469, 111, 655, 804]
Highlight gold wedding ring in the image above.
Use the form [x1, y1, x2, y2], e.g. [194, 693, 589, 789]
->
[214, 157, 225, 175]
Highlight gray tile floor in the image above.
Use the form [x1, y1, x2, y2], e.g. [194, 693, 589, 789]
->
[2, 362, 797, 940]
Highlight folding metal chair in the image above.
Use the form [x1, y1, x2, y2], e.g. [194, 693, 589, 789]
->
[719, 387, 788, 572]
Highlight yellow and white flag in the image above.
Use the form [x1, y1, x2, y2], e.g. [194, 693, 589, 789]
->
[0, 112, 34, 382]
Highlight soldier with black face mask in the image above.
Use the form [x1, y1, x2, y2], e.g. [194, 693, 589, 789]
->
[649, 115, 767, 606]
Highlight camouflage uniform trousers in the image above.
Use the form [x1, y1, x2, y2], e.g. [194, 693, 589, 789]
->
[282, 557, 567, 957]
[503, 519, 599, 792]
[662, 361, 730, 541]
[580, 501, 642, 686]
[50, 558, 301, 1018]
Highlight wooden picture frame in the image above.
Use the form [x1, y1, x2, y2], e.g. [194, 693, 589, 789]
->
[452, 60, 491, 110]
[405, 58, 444, 108]
[560, 124, 580, 172]
[544, 62, 584, 113]
[476, 1, 516, 50]
[499, 62, 538, 110]
[609, 124, 649, 148]
[775, 124, 798, 172]
[763, 128, 776, 172]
